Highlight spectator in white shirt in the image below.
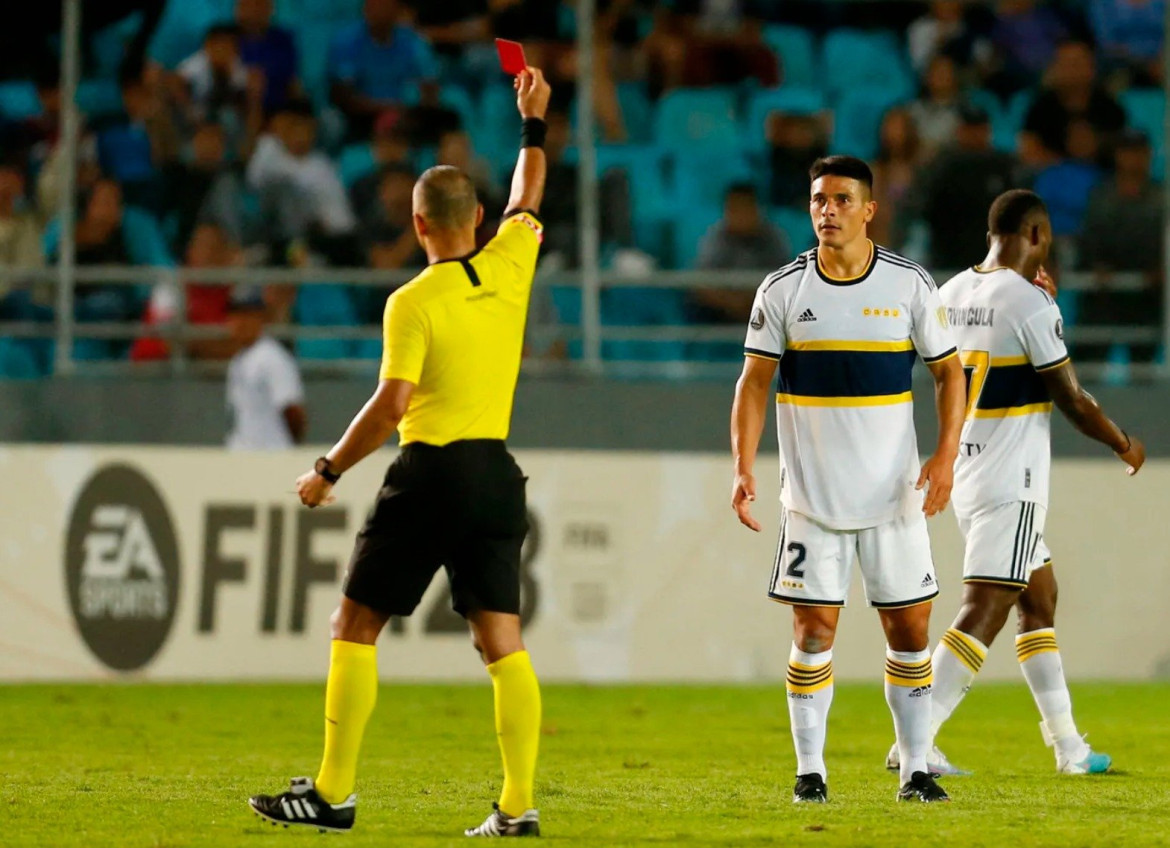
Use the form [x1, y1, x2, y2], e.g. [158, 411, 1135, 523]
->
[225, 287, 307, 450]
[246, 99, 358, 260]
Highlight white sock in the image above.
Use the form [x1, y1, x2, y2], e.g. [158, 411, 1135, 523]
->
[930, 628, 988, 739]
[1017, 629, 1089, 763]
[884, 647, 933, 784]
[786, 644, 833, 779]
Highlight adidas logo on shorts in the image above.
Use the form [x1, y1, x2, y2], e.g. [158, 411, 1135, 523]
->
[921, 573, 935, 587]
[797, 309, 817, 322]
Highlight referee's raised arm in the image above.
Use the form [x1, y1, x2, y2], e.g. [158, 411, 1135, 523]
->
[505, 68, 551, 216]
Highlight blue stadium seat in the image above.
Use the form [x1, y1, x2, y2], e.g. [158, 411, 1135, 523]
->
[831, 85, 910, 159]
[277, 0, 362, 24]
[0, 82, 42, 121]
[998, 88, 1034, 152]
[0, 339, 43, 380]
[673, 203, 724, 269]
[770, 207, 816, 253]
[1121, 89, 1166, 179]
[337, 144, 376, 187]
[617, 83, 654, 144]
[548, 286, 689, 363]
[295, 22, 345, 107]
[148, 0, 234, 69]
[76, 80, 125, 119]
[763, 25, 819, 88]
[672, 149, 753, 210]
[478, 84, 523, 168]
[403, 82, 477, 133]
[821, 29, 913, 99]
[743, 86, 826, 150]
[966, 89, 1012, 152]
[654, 88, 739, 152]
[294, 285, 360, 359]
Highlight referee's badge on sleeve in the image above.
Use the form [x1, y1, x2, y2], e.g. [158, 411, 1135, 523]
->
[512, 212, 544, 242]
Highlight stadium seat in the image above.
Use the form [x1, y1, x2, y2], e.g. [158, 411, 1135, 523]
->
[547, 286, 689, 363]
[294, 284, 360, 360]
[617, 83, 654, 144]
[0, 82, 42, 121]
[831, 85, 910, 159]
[1121, 89, 1166, 179]
[0, 339, 42, 379]
[965, 89, 1012, 151]
[295, 22, 344, 107]
[337, 144, 376, 187]
[672, 203, 724, 270]
[762, 25, 819, 88]
[148, 0, 234, 69]
[76, 80, 125, 119]
[672, 149, 753, 210]
[743, 86, 826, 151]
[277, 0, 362, 24]
[478, 84, 523, 167]
[821, 29, 914, 100]
[403, 82, 477, 134]
[997, 88, 1034, 152]
[654, 88, 739, 152]
[770, 207, 816, 253]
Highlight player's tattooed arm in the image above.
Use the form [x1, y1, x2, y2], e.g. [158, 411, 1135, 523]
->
[731, 355, 777, 532]
[1040, 362, 1145, 475]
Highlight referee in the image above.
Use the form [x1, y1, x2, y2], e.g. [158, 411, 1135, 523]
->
[249, 67, 551, 838]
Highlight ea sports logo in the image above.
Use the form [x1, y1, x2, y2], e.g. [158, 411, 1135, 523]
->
[65, 465, 181, 671]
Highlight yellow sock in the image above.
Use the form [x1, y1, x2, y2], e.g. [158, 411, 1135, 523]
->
[488, 650, 541, 817]
[314, 640, 378, 804]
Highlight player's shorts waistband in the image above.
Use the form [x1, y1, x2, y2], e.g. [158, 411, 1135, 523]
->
[400, 438, 508, 456]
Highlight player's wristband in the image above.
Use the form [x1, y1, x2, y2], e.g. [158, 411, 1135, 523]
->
[314, 457, 341, 484]
[521, 117, 547, 149]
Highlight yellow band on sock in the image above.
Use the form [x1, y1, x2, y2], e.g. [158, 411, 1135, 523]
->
[786, 661, 833, 694]
[488, 650, 541, 818]
[1016, 629, 1059, 663]
[885, 657, 933, 687]
[942, 628, 987, 673]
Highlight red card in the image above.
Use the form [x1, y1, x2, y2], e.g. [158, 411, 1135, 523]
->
[495, 38, 527, 75]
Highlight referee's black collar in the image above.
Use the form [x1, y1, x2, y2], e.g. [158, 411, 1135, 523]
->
[429, 247, 482, 267]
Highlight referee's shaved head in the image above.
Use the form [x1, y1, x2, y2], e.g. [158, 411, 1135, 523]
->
[414, 165, 479, 230]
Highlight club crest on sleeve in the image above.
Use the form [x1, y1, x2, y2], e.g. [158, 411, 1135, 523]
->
[1055, 318, 1064, 340]
[751, 308, 766, 330]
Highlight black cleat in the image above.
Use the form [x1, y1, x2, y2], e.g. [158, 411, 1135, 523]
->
[465, 803, 541, 837]
[896, 771, 951, 803]
[793, 773, 828, 803]
[248, 776, 356, 833]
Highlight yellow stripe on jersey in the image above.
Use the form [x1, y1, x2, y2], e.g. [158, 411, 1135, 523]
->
[776, 391, 913, 407]
[786, 339, 915, 353]
[380, 211, 542, 446]
[990, 355, 1030, 367]
[972, 402, 1054, 418]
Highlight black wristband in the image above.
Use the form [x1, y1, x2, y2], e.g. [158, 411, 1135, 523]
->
[521, 117, 547, 149]
[314, 456, 341, 484]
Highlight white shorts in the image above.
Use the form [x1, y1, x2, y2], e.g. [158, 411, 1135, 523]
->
[957, 501, 1051, 589]
[766, 509, 939, 609]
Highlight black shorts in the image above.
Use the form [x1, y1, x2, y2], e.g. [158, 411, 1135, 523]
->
[344, 440, 528, 618]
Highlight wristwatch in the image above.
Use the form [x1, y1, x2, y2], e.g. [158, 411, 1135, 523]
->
[314, 456, 341, 484]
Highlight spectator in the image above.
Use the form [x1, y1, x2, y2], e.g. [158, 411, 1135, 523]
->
[132, 222, 242, 362]
[644, 0, 778, 95]
[97, 70, 182, 215]
[0, 166, 46, 313]
[1089, 0, 1165, 87]
[235, 0, 302, 111]
[986, 0, 1069, 96]
[539, 109, 634, 267]
[435, 128, 504, 242]
[767, 112, 830, 209]
[1031, 122, 1103, 245]
[360, 164, 424, 270]
[225, 287, 307, 450]
[908, 54, 964, 159]
[174, 25, 248, 123]
[328, 0, 438, 140]
[696, 183, 790, 275]
[247, 99, 359, 262]
[349, 114, 413, 226]
[28, 66, 101, 220]
[900, 104, 1021, 270]
[164, 122, 249, 254]
[907, 0, 989, 75]
[1077, 129, 1164, 361]
[398, 81, 463, 147]
[1022, 41, 1124, 165]
[407, 0, 498, 89]
[870, 108, 922, 248]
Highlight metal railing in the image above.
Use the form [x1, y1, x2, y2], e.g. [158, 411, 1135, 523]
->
[0, 264, 1163, 382]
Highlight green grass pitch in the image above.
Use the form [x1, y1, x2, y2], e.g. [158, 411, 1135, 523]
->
[3, 682, 1168, 847]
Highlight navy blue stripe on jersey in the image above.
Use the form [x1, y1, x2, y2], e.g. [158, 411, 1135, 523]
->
[977, 363, 1050, 410]
[761, 253, 811, 293]
[876, 248, 936, 291]
[922, 346, 958, 364]
[1035, 354, 1069, 372]
[777, 348, 917, 398]
[745, 346, 780, 360]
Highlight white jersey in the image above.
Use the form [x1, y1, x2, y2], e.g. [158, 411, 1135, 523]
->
[939, 267, 1069, 516]
[226, 335, 305, 450]
[745, 243, 958, 530]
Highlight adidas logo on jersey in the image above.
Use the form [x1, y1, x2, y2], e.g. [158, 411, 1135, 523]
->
[921, 573, 935, 588]
[797, 309, 817, 323]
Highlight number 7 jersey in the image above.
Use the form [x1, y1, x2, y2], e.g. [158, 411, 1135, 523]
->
[938, 267, 1069, 516]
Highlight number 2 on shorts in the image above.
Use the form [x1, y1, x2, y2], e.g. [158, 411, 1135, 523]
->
[785, 542, 807, 578]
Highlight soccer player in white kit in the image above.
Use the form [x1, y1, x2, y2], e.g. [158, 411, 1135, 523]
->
[731, 156, 967, 804]
[888, 190, 1146, 778]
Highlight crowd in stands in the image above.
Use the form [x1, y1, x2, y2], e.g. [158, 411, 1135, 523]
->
[0, 0, 1165, 376]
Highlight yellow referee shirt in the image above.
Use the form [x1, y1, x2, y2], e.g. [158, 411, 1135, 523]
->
[380, 210, 543, 446]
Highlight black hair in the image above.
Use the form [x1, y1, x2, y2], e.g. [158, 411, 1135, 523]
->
[275, 97, 316, 120]
[205, 22, 241, 40]
[809, 155, 874, 191]
[725, 181, 757, 200]
[988, 189, 1048, 235]
[379, 162, 417, 182]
